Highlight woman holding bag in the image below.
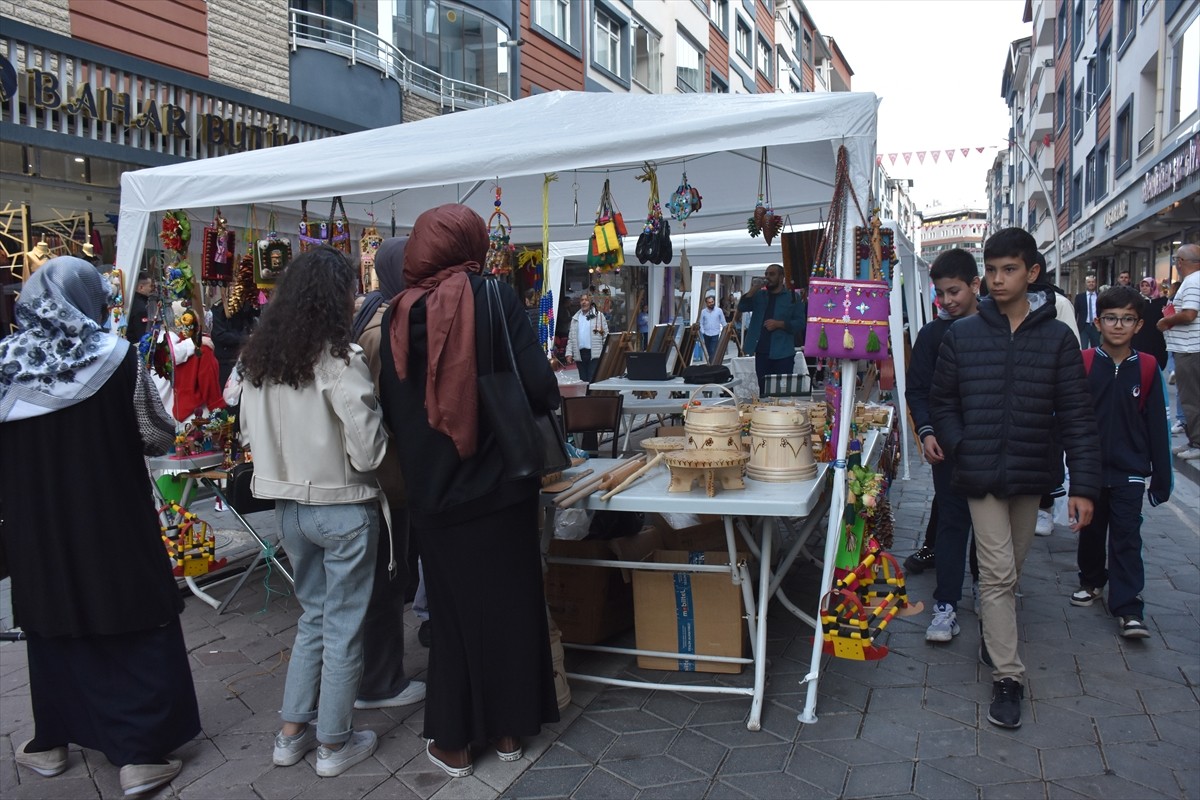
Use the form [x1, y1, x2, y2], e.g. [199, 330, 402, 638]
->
[378, 204, 559, 778]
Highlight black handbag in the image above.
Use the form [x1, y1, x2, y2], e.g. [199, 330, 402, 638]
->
[478, 280, 570, 478]
[224, 462, 275, 515]
[682, 364, 732, 384]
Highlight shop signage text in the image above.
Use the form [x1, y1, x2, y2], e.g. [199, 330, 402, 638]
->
[1142, 134, 1200, 203]
[20, 68, 299, 151]
[1102, 199, 1128, 229]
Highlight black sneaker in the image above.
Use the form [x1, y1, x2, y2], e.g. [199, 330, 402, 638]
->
[904, 546, 936, 574]
[987, 678, 1023, 728]
[418, 620, 431, 648]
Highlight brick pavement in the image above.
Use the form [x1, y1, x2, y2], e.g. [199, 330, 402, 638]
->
[2, 445, 1197, 799]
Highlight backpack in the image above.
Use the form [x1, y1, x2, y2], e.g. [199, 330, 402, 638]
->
[1080, 348, 1157, 412]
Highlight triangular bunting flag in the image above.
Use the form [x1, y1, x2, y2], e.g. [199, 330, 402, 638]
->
[931, 151, 940, 163]
[976, 147, 985, 153]
[946, 150, 955, 162]
[961, 148, 970, 157]
[916, 152, 926, 164]
[876, 155, 883, 165]
[902, 152, 912, 164]
[889, 153, 898, 165]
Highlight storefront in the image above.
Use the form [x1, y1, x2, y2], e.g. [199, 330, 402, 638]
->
[1062, 133, 1200, 289]
[0, 20, 353, 327]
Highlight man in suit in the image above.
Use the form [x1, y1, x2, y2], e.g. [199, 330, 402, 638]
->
[1074, 274, 1100, 347]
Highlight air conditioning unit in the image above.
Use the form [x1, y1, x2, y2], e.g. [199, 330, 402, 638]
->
[1043, 58, 1054, 68]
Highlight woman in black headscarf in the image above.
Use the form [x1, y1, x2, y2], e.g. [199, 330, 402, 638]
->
[378, 205, 559, 777]
[349, 237, 427, 711]
[0, 257, 200, 797]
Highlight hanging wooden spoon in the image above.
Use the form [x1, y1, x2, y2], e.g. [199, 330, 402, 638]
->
[540, 468, 595, 494]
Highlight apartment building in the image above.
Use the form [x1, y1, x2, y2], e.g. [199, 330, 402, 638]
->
[921, 209, 989, 275]
[996, 0, 1199, 291]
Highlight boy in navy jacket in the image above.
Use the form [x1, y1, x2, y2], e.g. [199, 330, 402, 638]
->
[904, 249, 981, 645]
[1071, 286, 1173, 639]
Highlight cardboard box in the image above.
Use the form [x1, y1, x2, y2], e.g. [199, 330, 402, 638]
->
[650, 513, 729, 553]
[544, 529, 661, 644]
[632, 550, 748, 674]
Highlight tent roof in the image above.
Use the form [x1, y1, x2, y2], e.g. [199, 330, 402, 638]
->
[117, 90, 878, 272]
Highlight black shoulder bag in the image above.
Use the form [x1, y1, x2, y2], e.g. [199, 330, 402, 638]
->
[478, 280, 571, 478]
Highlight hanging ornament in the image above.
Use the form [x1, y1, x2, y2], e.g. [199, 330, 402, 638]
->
[485, 185, 516, 275]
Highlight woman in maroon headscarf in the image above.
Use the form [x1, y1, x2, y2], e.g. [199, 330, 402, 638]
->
[378, 204, 559, 777]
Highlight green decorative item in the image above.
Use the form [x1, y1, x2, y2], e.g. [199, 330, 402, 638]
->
[818, 324, 828, 351]
[866, 327, 881, 353]
[835, 516, 867, 572]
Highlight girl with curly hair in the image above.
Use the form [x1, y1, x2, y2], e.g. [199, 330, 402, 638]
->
[238, 246, 390, 777]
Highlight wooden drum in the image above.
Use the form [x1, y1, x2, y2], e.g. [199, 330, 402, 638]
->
[746, 405, 817, 482]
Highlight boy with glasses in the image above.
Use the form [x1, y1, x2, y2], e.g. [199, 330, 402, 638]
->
[1072, 286, 1173, 638]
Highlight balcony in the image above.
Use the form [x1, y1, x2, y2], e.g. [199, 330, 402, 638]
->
[290, 11, 511, 112]
[1037, 143, 1055, 182]
[1030, 109, 1054, 140]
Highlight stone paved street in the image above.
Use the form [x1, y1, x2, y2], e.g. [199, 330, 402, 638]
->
[2, 443, 1197, 799]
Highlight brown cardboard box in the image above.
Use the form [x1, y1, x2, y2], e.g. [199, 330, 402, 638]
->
[632, 550, 748, 673]
[544, 530, 662, 644]
[650, 513, 729, 552]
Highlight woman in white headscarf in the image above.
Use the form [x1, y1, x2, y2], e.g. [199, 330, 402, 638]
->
[0, 257, 199, 797]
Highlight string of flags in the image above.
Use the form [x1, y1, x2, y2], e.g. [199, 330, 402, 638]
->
[876, 145, 1001, 166]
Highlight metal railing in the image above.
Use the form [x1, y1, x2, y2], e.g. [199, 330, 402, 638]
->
[289, 10, 511, 111]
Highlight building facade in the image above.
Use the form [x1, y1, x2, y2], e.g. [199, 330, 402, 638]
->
[921, 209, 989, 275]
[996, 0, 1199, 292]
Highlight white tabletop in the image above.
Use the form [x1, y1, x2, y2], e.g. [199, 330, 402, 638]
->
[556, 457, 831, 517]
[146, 451, 226, 473]
[589, 376, 741, 396]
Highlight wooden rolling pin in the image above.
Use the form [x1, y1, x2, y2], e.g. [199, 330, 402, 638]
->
[555, 456, 644, 508]
[600, 452, 664, 501]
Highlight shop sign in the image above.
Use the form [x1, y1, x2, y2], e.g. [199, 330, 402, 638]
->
[20, 68, 298, 151]
[1073, 221, 1095, 248]
[1103, 199, 1128, 229]
[1142, 134, 1200, 203]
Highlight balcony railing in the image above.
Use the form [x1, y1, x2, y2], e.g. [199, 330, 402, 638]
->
[1138, 126, 1155, 157]
[289, 10, 511, 111]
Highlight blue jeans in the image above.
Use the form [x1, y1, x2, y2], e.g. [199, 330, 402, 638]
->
[1077, 483, 1146, 618]
[754, 352, 793, 397]
[703, 334, 720, 364]
[277, 500, 379, 744]
[1166, 353, 1185, 423]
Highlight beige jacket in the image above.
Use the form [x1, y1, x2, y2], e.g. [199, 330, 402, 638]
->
[240, 344, 388, 504]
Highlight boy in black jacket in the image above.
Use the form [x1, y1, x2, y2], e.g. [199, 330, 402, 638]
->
[905, 249, 981, 644]
[1072, 286, 1172, 639]
[930, 227, 1101, 730]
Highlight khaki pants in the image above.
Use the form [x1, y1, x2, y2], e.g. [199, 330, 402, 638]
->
[967, 494, 1041, 684]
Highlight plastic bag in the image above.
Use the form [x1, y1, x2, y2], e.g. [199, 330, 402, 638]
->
[554, 508, 593, 540]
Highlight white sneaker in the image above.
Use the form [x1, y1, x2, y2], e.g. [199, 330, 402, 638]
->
[1178, 448, 1200, 461]
[1173, 442, 1192, 455]
[1168, 371, 1176, 385]
[1034, 509, 1053, 536]
[1171, 421, 1186, 434]
[926, 602, 960, 642]
[315, 730, 377, 778]
[354, 680, 426, 709]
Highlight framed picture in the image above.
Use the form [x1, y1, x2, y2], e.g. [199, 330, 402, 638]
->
[255, 237, 293, 288]
[674, 324, 699, 376]
[647, 323, 673, 354]
[593, 331, 634, 384]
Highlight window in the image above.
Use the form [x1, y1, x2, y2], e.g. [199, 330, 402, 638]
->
[632, 23, 661, 91]
[534, 0, 572, 45]
[1056, 164, 1067, 210]
[790, 77, 801, 93]
[1072, 0, 1084, 55]
[1070, 168, 1082, 221]
[1073, 83, 1084, 139]
[709, 0, 728, 32]
[802, 30, 813, 65]
[391, 1, 511, 96]
[1085, 148, 1096, 205]
[1029, 206, 1038, 232]
[757, 35, 773, 79]
[1056, 78, 1068, 131]
[788, 14, 799, 39]
[1058, 0, 1069, 50]
[735, 18, 751, 62]
[1118, 0, 1137, 48]
[1115, 97, 1133, 174]
[1086, 59, 1097, 114]
[593, 7, 622, 76]
[676, 29, 704, 93]
[1095, 139, 1110, 200]
[711, 71, 729, 93]
[1167, 15, 1199, 129]
[1096, 33, 1111, 98]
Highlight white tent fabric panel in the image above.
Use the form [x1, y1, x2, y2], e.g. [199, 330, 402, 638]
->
[117, 91, 879, 306]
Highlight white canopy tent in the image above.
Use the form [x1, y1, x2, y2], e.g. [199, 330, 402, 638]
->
[116, 90, 879, 304]
[117, 89, 880, 725]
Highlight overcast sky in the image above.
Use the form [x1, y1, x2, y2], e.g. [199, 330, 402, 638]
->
[805, 0, 1032, 213]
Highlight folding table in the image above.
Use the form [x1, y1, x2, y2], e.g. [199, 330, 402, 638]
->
[542, 424, 887, 729]
[147, 453, 292, 613]
[587, 376, 742, 450]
